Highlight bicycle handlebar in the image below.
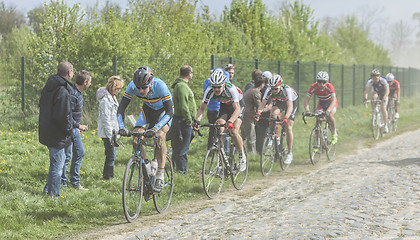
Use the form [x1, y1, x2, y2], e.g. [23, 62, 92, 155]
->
[112, 130, 159, 148]
[194, 123, 231, 137]
[302, 111, 327, 124]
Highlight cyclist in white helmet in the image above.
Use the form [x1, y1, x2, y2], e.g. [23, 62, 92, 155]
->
[364, 68, 390, 133]
[385, 73, 400, 119]
[194, 69, 247, 172]
[304, 71, 339, 144]
[255, 74, 298, 165]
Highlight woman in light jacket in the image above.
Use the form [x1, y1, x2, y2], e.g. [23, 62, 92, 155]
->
[97, 76, 124, 180]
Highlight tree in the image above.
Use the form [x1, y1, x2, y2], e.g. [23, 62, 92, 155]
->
[0, 1, 25, 39]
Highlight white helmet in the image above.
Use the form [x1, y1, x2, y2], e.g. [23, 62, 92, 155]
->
[210, 69, 226, 86]
[385, 73, 395, 82]
[316, 71, 329, 81]
[262, 71, 272, 80]
[268, 74, 283, 87]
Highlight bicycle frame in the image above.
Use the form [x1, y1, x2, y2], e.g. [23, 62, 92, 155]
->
[387, 98, 398, 133]
[366, 100, 383, 139]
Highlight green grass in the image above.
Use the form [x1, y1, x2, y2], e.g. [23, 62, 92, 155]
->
[1, 95, 420, 239]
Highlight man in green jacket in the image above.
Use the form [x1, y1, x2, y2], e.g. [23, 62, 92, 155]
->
[171, 65, 196, 175]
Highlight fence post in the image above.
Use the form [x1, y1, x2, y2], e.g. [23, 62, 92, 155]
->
[211, 55, 215, 70]
[21, 56, 25, 112]
[353, 64, 356, 106]
[296, 61, 300, 112]
[328, 64, 331, 83]
[229, 56, 233, 64]
[341, 64, 344, 108]
[255, 59, 259, 70]
[313, 62, 317, 110]
[277, 61, 281, 74]
[112, 55, 117, 76]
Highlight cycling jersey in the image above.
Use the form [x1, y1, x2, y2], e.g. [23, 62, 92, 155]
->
[262, 84, 298, 102]
[202, 82, 243, 105]
[388, 80, 400, 96]
[366, 77, 388, 94]
[118, 78, 173, 131]
[307, 82, 336, 103]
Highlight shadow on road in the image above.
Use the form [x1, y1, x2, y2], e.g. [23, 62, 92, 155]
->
[377, 158, 420, 167]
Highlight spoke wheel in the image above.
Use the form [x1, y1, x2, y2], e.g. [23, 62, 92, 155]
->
[153, 156, 174, 213]
[324, 127, 336, 161]
[309, 127, 322, 165]
[202, 147, 224, 199]
[278, 131, 290, 170]
[260, 135, 275, 176]
[231, 145, 248, 190]
[122, 157, 143, 223]
[372, 113, 380, 140]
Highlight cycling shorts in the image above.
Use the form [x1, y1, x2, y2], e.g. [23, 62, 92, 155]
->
[272, 100, 298, 121]
[135, 104, 172, 130]
[217, 99, 245, 122]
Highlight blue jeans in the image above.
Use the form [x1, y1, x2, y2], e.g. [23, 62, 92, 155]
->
[61, 129, 85, 187]
[171, 117, 193, 174]
[44, 145, 72, 198]
[102, 138, 116, 179]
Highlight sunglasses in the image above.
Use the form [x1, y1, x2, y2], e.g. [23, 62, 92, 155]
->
[212, 85, 223, 88]
[317, 80, 327, 84]
[271, 87, 280, 90]
[136, 85, 149, 90]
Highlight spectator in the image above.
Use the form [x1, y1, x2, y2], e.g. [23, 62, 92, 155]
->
[225, 63, 236, 83]
[39, 61, 74, 198]
[171, 65, 196, 175]
[255, 71, 272, 154]
[97, 76, 124, 180]
[244, 69, 263, 92]
[241, 74, 265, 154]
[61, 70, 92, 190]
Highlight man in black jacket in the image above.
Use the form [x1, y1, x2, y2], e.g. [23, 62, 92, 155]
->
[39, 61, 74, 198]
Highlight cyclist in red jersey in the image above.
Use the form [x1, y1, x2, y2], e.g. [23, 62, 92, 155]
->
[385, 73, 400, 119]
[303, 71, 338, 145]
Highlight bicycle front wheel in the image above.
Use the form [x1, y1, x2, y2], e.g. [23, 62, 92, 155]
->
[372, 113, 380, 140]
[122, 157, 143, 223]
[202, 147, 224, 199]
[309, 127, 322, 165]
[260, 135, 275, 176]
[231, 144, 248, 190]
[278, 130, 289, 170]
[324, 127, 336, 161]
[153, 155, 174, 213]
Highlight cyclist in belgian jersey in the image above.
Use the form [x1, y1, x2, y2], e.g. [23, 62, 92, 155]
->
[255, 74, 298, 164]
[363, 68, 390, 133]
[304, 71, 339, 144]
[194, 69, 247, 172]
[385, 73, 400, 119]
[117, 66, 173, 193]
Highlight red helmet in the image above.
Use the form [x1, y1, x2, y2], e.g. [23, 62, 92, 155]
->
[224, 63, 235, 70]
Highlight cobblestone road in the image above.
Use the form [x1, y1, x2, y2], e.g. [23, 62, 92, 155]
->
[128, 129, 420, 239]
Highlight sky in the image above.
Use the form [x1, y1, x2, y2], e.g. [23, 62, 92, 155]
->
[3, 0, 419, 26]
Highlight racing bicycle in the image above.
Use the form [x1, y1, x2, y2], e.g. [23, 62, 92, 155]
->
[365, 100, 385, 139]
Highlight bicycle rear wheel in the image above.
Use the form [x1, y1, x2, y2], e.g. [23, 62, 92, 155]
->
[278, 129, 289, 170]
[309, 127, 322, 165]
[324, 127, 336, 161]
[202, 147, 224, 199]
[122, 156, 143, 223]
[153, 155, 174, 213]
[231, 144, 248, 190]
[260, 135, 275, 176]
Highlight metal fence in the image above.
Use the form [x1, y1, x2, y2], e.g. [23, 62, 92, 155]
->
[1, 56, 419, 115]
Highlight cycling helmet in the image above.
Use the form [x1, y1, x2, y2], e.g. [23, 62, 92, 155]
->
[316, 71, 329, 81]
[210, 69, 227, 86]
[224, 63, 235, 70]
[262, 71, 272, 80]
[133, 66, 153, 87]
[385, 73, 395, 82]
[268, 74, 283, 87]
[370, 68, 380, 77]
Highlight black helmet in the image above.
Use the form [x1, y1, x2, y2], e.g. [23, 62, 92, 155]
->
[133, 66, 153, 87]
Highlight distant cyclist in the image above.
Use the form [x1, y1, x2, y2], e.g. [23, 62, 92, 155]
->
[385, 73, 400, 119]
[194, 69, 247, 172]
[117, 66, 173, 193]
[363, 68, 390, 133]
[255, 74, 298, 164]
[303, 71, 338, 144]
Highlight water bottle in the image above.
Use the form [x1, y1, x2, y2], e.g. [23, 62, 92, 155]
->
[144, 159, 152, 176]
[150, 159, 158, 176]
[276, 136, 280, 146]
[267, 137, 273, 148]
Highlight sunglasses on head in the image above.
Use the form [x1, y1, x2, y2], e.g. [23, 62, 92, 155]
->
[212, 85, 223, 88]
[136, 85, 149, 90]
[317, 80, 327, 84]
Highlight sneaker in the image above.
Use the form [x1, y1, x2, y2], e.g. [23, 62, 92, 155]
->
[395, 113, 399, 119]
[72, 185, 88, 191]
[284, 153, 293, 165]
[331, 134, 338, 145]
[238, 152, 247, 172]
[383, 125, 389, 134]
[153, 178, 164, 193]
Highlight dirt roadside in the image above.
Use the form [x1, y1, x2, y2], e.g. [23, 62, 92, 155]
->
[71, 128, 417, 240]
